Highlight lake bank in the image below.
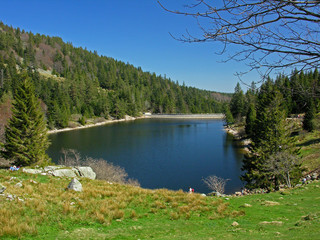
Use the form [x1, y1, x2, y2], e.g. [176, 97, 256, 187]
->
[47, 115, 140, 134]
[224, 125, 251, 153]
[48, 113, 225, 134]
[146, 113, 224, 119]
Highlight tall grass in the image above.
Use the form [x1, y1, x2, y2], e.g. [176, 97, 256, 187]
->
[0, 169, 236, 238]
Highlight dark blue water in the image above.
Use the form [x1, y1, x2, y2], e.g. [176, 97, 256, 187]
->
[47, 119, 244, 194]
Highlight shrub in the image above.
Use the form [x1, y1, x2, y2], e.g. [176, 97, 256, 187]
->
[58, 149, 140, 186]
[202, 175, 228, 194]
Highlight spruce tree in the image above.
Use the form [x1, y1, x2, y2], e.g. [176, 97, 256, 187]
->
[230, 82, 245, 121]
[1, 72, 50, 166]
[245, 103, 256, 138]
[303, 99, 316, 132]
[223, 104, 234, 127]
[241, 86, 298, 190]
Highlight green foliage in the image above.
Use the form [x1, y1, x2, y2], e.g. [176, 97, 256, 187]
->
[223, 104, 234, 126]
[241, 83, 300, 190]
[1, 72, 51, 166]
[303, 100, 316, 132]
[245, 103, 256, 138]
[78, 116, 86, 126]
[230, 82, 245, 121]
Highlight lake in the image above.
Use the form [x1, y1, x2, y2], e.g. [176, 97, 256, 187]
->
[47, 118, 244, 194]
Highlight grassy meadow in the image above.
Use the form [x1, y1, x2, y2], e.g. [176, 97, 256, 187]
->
[0, 169, 319, 239]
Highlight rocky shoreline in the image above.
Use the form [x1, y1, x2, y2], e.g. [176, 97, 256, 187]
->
[224, 126, 251, 153]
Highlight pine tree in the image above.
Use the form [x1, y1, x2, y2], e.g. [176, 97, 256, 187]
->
[223, 104, 234, 127]
[241, 87, 298, 189]
[245, 103, 256, 138]
[1, 72, 51, 166]
[230, 82, 245, 121]
[303, 99, 316, 132]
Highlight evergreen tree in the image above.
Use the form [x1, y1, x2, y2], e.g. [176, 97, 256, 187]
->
[303, 99, 316, 132]
[1, 73, 50, 166]
[241, 88, 298, 189]
[245, 103, 256, 138]
[230, 82, 245, 121]
[223, 104, 234, 127]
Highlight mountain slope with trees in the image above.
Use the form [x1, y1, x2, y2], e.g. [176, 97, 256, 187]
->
[226, 71, 320, 190]
[0, 22, 227, 131]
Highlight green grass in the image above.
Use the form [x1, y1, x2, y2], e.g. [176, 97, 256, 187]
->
[0, 170, 319, 239]
[296, 130, 320, 171]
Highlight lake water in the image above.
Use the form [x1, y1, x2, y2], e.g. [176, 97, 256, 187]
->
[47, 118, 244, 194]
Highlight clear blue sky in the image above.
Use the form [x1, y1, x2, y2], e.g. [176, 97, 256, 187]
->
[1, 0, 260, 93]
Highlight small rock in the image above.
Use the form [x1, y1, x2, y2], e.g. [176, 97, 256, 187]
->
[244, 203, 252, 207]
[0, 183, 6, 194]
[9, 177, 17, 181]
[6, 194, 14, 201]
[311, 173, 318, 180]
[29, 180, 38, 184]
[201, 193, 206, 197]
[67, 178, 82, 192]
[260, 221, 283, 225]
[15, 182, 23, 188]
[263, 201, 280, 206]
[235, 191, 242, 196]
[231, 221, 239, 227]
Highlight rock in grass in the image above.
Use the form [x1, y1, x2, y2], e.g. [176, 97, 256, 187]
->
[52, 169, 77, 178]
[75, 167, 96, 180]
[15, 182, 23, 188]
[23, 168, 43, 174]
[262, 201, 280, 206]
[67, 178, 82, 192]
[231, 221, 239, 227]
[0, 183, 6, 193]
[260, 221, 283, 225]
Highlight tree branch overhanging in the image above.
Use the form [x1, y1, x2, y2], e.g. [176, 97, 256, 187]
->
[158, 0, 320, 78]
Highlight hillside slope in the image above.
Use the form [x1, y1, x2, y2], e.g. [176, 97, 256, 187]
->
[0, 22, 228, 130]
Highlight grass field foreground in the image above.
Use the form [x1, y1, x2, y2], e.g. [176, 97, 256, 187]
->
[0, 170, 319, 239]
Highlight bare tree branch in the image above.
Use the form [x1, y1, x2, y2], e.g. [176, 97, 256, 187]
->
[158, 0, 320, 79]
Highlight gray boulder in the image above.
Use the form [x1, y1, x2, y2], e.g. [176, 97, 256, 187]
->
[52, 169, 77, 178]
[44, 166, 64, 172]
[0, 183, 6, 194]
[75, 166, 96, 180]
[22, 168, 43, 174]
[67, 178, 82, 192]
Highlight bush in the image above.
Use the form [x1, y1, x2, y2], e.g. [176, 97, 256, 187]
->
[58, 149, 140, 186]
[202, 175, 228, 194]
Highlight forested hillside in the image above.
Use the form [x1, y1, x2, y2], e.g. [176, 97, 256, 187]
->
[226, 70, 320, 190]
[0, 22, 227, 130]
